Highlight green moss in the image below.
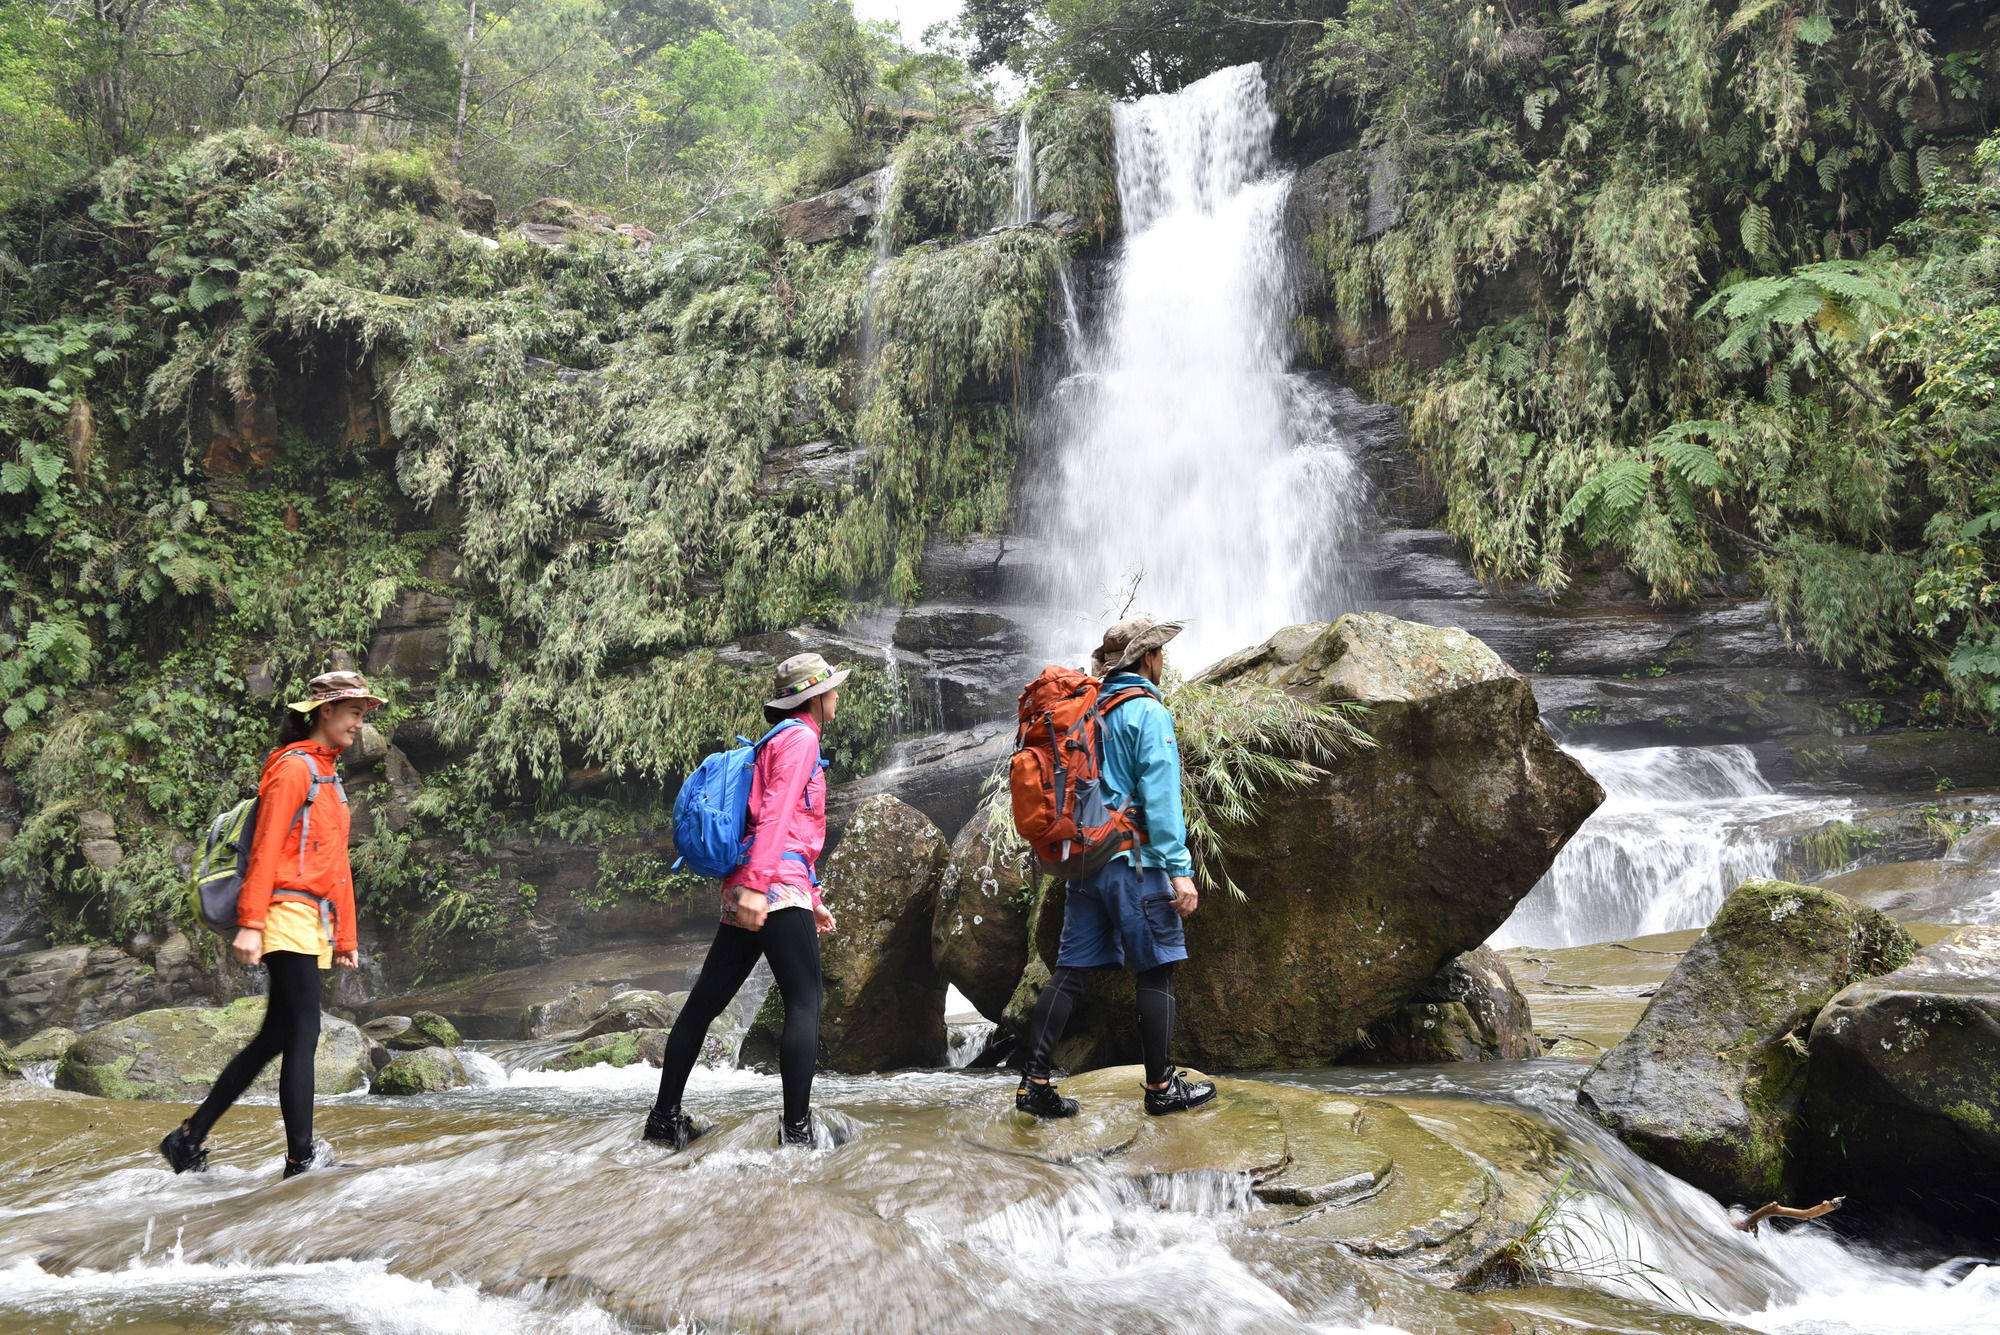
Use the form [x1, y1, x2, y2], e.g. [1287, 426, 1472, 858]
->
[1946, 1099, 1998, 1136]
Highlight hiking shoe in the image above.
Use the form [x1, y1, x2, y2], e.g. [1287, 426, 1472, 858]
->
[282, 1151, 314, 1179]
[643, 1107, 701, 1150]
[1144, 1070, 1217, 1116]
[779, 1113, 815, 1147]
[158, 1122, 208, 1174]
[1015, 1079, 1079, 1120]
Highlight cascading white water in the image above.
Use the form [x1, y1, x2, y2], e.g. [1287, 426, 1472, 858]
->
[1490, 746, 1856, 948]
[1030, 65, 1367, 671]
[1010, 113, 1034, 226]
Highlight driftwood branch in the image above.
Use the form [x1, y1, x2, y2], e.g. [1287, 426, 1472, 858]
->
[1734, 1196, 1845, 1233]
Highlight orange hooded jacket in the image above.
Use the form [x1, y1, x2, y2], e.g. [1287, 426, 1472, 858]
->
[236, 740, 358, 953]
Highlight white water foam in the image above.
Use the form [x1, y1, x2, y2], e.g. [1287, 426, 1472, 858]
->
[1491, 745, 1853, 948]
[0, 1255, 655, 1334]
[1028, 64, 1367, 671]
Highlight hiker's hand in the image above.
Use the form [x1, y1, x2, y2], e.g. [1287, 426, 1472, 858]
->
[1170, 876, 1199, 918]
[735, 888, 769, 931]
[232, 927, 264, 966]
[334, 950, 359, 969]
[814, 903, 837, 935]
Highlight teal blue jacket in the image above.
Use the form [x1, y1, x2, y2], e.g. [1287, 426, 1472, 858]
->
[1098, 672, 1193, 877]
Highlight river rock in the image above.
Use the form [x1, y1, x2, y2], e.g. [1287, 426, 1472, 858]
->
[1578, 880, 1917, 1203]
[931, 805, 1033, 1022]
[520, 986, 615, 1038]
[362, 1010, 462, 1050]
[1804, 924, 2000, 1225]
[574, 989, 679, 1038]
[1347, 947, 1543, 1064]
[4, 1026, 78, 1073]
[0, 931, 220, 1040]
[742, 795, 950, 1072]
[998, 613, 1601, 1071]
[54, 1000, 370, 1100]
[373, 1045, 468, 1094]
[547, 1027, 670, 1072]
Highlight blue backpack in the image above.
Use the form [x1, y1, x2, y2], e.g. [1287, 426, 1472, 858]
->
[671, 720, 817, 879]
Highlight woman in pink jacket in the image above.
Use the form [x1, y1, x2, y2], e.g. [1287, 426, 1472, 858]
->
[645, 653, 844, 1149]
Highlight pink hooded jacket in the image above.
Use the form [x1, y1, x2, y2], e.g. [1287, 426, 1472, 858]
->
[722, 716, 827, 907]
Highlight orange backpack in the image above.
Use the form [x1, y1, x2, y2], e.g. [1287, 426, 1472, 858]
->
[1009, 666, 1152, 879]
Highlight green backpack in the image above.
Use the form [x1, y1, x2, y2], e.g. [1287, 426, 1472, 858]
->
[190, 750, 345, 937]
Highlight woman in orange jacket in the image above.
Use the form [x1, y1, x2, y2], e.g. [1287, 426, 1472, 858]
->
[159, 670, 380, 1179]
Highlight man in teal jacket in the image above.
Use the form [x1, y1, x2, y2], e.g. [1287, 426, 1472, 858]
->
[1016, 615, 1218, 1118]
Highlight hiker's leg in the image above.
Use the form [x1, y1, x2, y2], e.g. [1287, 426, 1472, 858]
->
[1022, 965, 1088, 1081]
[653, 921, 761, 1114]
[265, 951, 323, 1161]
[1136, 963, 1176, 1087]
[185, 956, 295, 1141]
[760, 907, 822, 1126]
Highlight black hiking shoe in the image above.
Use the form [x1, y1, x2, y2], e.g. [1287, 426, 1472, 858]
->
[1015, 1078, 1079, 1120]
[779, 1113, 815, 1147]
[282, 1149, 316, 1179]
[1144, 1070, 1217, 1116]
[643, 1107, 701, 1149]
[158, 1121, 208, 1174]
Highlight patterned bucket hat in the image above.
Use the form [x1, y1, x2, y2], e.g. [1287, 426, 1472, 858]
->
[1090, 615, 1185, 676]
[766, 652, 851, 710]
[286, 669, 387, 714]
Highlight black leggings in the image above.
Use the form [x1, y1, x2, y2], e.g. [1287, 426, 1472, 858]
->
[655, 907, 822, 1124]
[1024, 963, 1176, 1086]
[188, 951, 321, 1160]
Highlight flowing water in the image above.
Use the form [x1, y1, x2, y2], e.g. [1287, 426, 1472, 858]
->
[3, 1064, 1995, 1334]
[1492, 747, 1855, 948]
[1028, 65, 1368, 671]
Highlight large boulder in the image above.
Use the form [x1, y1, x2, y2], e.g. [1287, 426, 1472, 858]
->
[931, 805, 1034, 1022]
[55, 999, 371, 1100]
[361, 1010, 462, 1051]
[999, 614, 1601, 1071]
[573, 989, 679, 1039]
[742, 795, 951, 1072]
[1345, 947, 1543, 1064]
[4, 1026, 79, 1073]
[1579, 880, 1917, 1203]
[1804, 924, 2000, 1226]
[0, 931, 220, 1040]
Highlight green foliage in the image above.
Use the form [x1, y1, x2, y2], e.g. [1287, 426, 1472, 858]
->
[1307, 0, 2000, 721]
[960, 0, 1313, 95]
[1026, 90, 1118, 238]
[884, 127, 1007, 246]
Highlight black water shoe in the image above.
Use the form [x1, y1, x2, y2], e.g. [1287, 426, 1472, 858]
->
[643, 1107, 701, 1149]
[780, 1113, 815, 1147]
[1015, 1079, 1079, 1120]
[158, 1121, 208, 1174]
[282, 1149, 316, 1179]
[1144, 1070, 1217, 1116]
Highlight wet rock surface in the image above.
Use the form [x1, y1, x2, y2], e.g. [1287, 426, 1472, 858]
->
[373, 1044, 468, 1094]
[1347, 946, 1543, 1064]
[1805, 924, 2000, 1226]
[931, 805, 1033, 1022]
[54, 999, 369, 1101]
[1579, 880, 1918, 1203]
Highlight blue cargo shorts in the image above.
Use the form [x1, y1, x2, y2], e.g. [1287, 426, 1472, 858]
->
[1054, 859, 1188, 972]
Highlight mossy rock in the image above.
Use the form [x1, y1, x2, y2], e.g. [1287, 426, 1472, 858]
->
[55, 1000, 369, 1101]
[1579, 879, 1917, 1203]
[373, 1045, 468, 1095]
[546, 1028, 669, 1072]
[5, 1026, 79, 1070]
[363, 1010, 464, 1051]
[574, 990, 679, 1039]
[1805, 924, 2000, 1227]
[409, 1011, 461, 1048]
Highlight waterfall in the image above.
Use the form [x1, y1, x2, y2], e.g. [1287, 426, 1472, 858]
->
[1028, 65, 1367, 671]
[1490, 746, 1857, 948]
[1010, 112, 1034, 226]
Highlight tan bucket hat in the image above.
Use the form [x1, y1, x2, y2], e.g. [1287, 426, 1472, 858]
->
[1090, 616, 1184, 676]
[766, 652, 851, 710]
[286, 669, 386, 714]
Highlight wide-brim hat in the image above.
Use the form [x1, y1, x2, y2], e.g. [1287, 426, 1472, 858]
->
[286, 669, 386, 714]
[766, 652, 851, 710]
[1090, 616, 1185, 676]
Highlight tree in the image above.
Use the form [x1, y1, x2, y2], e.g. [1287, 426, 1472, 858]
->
[789, 0, 874, 138]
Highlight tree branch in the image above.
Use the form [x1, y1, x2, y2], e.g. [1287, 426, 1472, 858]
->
[1734, 1197, 1845, 1234]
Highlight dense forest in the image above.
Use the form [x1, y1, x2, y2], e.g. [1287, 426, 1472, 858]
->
[1, 0, 1997, 965]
